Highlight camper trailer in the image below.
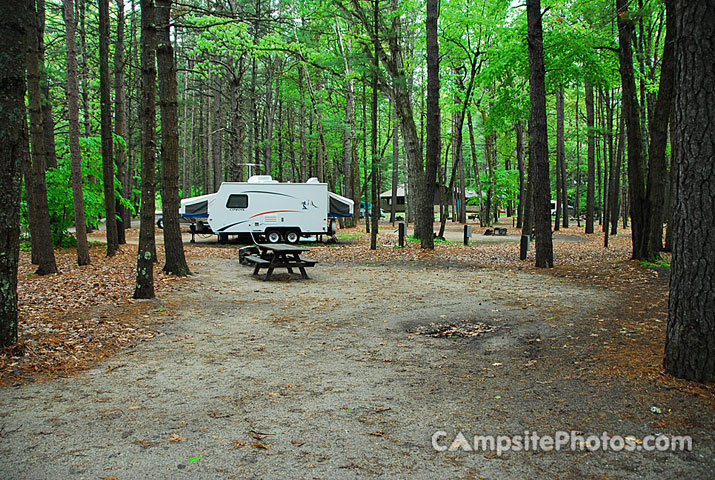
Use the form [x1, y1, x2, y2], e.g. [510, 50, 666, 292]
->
[178, 176, 353, 243]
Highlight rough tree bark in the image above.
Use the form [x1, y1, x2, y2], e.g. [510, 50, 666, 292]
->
[134, 0, 157, 299]
[99, 0, 118, 255]
[520, 135, 535, 261]
[211, 71, 222, 189]
[156, 0, 190, 276]
[63, 0, 90, 266]
[664, 0, 715, 383]
[114, 0, 127, 245]
[527, 0, 553, 268]
[643, 0, 675, 259]
[516, 120, 525, 229]
[585, 80, 596, 234]
[554, 94, 562, 233]
[37, 0, 57, 171]
[423, 0, 440, 249]
[616, 0, 647, 258]
[0, 0, 29, 347]
[26, 0, 57, 275]
[557, 88, 568, 228]
[390, 104, 399, 224]
[370, 0, 379, 250]
[337, 29, 356, 227]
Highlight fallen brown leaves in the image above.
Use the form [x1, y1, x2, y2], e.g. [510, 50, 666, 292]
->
[4, 221, 713, 424]
[1, 239, 191, 386]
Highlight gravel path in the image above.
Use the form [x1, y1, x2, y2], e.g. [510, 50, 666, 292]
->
[1, 254, 712, 479]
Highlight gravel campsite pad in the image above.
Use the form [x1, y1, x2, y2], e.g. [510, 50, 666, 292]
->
[1, 236, 714, 479]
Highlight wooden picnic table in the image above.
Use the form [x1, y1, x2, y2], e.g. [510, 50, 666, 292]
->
[245, 243, 317, 280]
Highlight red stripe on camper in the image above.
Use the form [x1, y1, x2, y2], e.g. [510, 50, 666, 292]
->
[249, 210, 300, 219]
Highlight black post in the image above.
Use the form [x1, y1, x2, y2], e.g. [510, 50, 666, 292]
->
[398, 221, 405, 247]
[464, 224, 471, 246]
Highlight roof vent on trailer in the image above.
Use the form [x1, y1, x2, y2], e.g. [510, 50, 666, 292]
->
[306, 177, 320, 184]
[247, 175, 278, 184]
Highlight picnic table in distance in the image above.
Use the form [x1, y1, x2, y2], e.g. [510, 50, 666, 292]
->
[244, 243, 317, 280]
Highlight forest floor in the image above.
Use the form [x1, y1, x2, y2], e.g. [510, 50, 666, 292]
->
[1, 220, 713, 479]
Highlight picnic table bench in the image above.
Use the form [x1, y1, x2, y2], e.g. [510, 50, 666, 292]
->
[244, 243, 317, 280]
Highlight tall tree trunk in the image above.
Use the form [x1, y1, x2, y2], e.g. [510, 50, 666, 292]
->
[516, 120, 525, 228]
[643, 0, 675, 259]
[664, 120, 676, 252]
[26, 0, 57, 275]
[338, 29, 356, 227]
[370, 0, 379, 250]
[125, 0, 138, 227]
[574, 90, 581, 227]
[99, 0, 118, 255]
[298, 67, 307, 182]
[63, 0, 90, 266]
[235, 64, 246, 182]
[134, 0, 156, 299]
[616, 0, 647, 259]
[481, 111, 496, 227]
[422, 0, 440, 249]
[114, 0, 127, 244]
[181, 69, 190, 192]
[347, 0, 424, 240]
[585, 80, 596, 234]
[211, 71, 222, 189]
[156, 0, 190, 276]
[468, 112, 484, 225]
[520, 132, 535, 260]
[611, 113, 625, 235]
[78, 0, 91, 137]
[23, 115, 39, 265]
[600, 91, 609, 232]
[205, 75, 212, 192]
[527, 0, 553, 268]
[262, 57, 276, 176]
[362, 82, 369, 234]
[390, 104, 399, 224]
[664, 0, 715, 383]
[36, 0, 57, 171]
[0, 0, 30, 347]
[557, 88, 568, 228]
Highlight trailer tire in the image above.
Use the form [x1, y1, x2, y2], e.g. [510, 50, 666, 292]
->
[266, 230, 282, 244]
[156, 218, 164, 229]
[285, 230, 300, 244]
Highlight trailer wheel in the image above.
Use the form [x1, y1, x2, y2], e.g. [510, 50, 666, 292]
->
[266, 230, 282, 244]
[285, 230, 300, 244]
[156, 218, 164, 229]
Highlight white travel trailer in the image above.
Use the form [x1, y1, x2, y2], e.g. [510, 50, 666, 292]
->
[179, 176, 353, 243]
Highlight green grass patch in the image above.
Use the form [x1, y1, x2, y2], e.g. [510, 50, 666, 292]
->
[406, 235, 454, 245]
[337, 233, 363, 239]
[638, 258, 670, 268]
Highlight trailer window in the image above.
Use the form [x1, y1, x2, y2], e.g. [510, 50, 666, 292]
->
[226, 194, 248, 209]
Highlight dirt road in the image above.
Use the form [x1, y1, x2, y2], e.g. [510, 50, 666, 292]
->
[1, 245, 712, 479]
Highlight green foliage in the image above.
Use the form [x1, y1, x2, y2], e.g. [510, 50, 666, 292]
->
[25, 134, 130, 246]
[469, 168, 519, 208]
